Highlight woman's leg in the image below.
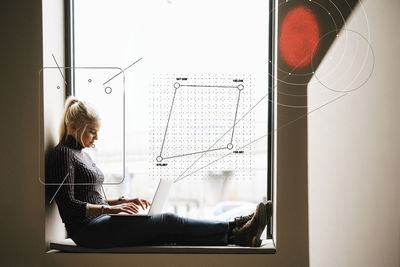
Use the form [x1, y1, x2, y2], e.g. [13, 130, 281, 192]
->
[72, 212, 229, 248]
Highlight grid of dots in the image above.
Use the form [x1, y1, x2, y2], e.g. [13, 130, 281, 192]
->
[149, 74, 256, 181]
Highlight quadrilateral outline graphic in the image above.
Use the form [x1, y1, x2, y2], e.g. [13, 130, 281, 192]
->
[156, 82, 244, 162]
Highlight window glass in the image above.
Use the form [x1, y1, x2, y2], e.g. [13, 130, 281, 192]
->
[74, 0, 271, 223]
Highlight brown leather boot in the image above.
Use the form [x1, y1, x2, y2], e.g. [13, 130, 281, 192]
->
[229, 202, 268, 247]
[233, 212, 254, 228]
[233, 200, 272, 228]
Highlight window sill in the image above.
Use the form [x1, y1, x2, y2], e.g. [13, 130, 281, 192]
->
[48, 238, 276, 254]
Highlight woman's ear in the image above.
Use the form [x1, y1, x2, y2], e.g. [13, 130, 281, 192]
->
[67, 121, 77, 133]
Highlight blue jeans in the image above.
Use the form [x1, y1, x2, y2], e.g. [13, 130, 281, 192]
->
[71, 212, 229, 248]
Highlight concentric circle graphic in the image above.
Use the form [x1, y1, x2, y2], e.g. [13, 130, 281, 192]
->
[267, 0, 374, 109]
[311, 29, 375, 93]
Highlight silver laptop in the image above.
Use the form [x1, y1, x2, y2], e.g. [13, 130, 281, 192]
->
[109, 178, 173, 217]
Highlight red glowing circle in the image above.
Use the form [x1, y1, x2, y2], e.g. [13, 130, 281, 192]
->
[279, 6, 320, 68]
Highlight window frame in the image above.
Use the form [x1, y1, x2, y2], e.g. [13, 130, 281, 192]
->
[65, 0, 276, 248]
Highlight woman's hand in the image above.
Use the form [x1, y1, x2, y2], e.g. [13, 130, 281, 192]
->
[106, 203, 140, 215]
[124, 198, 151, 210]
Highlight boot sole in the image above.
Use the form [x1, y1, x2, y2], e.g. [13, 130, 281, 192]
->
[251, 203, 267, 247]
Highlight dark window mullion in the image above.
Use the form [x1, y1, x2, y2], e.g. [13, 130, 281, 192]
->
[64, 0, 75, 97]
[266, 0, 276, 240]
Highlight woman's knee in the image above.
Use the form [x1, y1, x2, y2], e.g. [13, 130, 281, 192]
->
[161, 212, 180, 224]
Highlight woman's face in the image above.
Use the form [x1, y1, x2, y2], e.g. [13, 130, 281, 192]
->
[78, 121, 101, 148]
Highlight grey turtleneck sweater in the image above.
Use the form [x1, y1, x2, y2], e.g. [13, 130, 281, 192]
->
[45, 135, 108, 235]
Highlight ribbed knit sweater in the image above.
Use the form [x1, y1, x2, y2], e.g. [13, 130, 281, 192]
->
[45, 135, 108, 235]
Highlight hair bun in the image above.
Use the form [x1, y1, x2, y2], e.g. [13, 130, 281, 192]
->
[65, 96, 79, 110]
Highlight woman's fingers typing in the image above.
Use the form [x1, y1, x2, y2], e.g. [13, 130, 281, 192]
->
[109, 203, 139, 214]
[122, 208, 135, 214]
[124, 203, 139, 213]
[136, 199, 144, 210]
[119, 208, 133, 215]
[133, 198, 145, 210]
[121, 198, 151, 210]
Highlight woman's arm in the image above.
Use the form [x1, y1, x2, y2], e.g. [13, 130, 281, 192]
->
[106, 197, 151, 209]
[86, 202, 141, 216]
[106, 198, 121, 206]
[48, 147, 144, 216]
[47, 148, 88, 218]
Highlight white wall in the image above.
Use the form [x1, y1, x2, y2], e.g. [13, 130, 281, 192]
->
[308, 0, 400, 266]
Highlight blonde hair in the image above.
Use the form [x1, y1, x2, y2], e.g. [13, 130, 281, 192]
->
[59, 96, 99, 142]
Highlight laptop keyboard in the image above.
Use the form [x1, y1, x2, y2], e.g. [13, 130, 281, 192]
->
[136, 206, 150, 215]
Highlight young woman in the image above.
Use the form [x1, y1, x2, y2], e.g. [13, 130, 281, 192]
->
[46, 97, 272, 248]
